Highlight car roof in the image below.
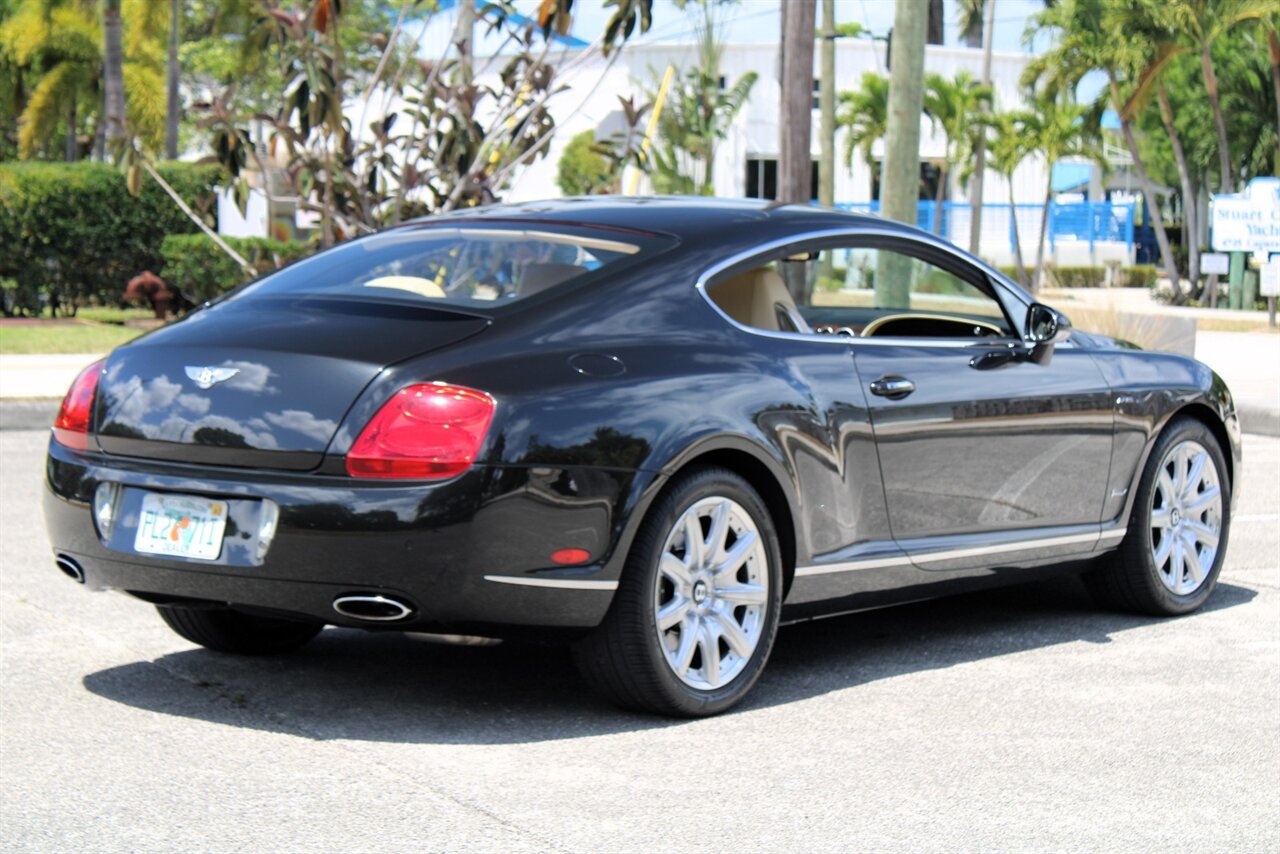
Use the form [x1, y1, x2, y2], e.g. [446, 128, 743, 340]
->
[407, 196, 919, 245]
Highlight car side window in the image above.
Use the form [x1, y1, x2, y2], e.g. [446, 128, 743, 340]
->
[707, 245, 1014, 340]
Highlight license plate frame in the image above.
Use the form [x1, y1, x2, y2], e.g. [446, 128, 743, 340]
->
[133, 492, 228, 562]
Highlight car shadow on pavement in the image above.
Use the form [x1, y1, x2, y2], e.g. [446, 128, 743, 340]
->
[81, 575, 1257, 744]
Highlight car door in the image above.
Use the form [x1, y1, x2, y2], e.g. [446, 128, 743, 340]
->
[826, 239, 1115, 571]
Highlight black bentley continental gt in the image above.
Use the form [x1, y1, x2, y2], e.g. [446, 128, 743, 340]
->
[44, 198, 1240, 716]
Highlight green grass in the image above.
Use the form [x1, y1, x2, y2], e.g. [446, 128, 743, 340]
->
[74, 306, 156, 324]
[0, 323, 145, 354]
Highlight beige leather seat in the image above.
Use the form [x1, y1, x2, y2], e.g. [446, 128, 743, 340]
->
[710, 268, 810, 333]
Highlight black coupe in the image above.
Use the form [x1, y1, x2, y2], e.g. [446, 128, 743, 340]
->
[44, 198, 1240, 716]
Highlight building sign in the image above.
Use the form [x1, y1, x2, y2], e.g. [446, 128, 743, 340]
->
[1211, 177, 1280, 253]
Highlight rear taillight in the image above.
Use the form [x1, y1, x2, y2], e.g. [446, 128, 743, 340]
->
[346, 383, 495, 480]
[53, 358, 106, 450]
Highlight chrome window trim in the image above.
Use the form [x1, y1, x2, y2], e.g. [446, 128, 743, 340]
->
[484, 574, 618, 591]
[694, 226, 1036, 349]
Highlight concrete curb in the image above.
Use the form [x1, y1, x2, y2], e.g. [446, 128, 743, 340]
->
[4, 398, 1277, 437]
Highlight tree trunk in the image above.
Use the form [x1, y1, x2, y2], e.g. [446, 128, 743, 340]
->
[1111, 77, 1183, 303]
[1033, 172, 1053, 292]
[818, 0, 835, 209]
[877, 0, 928, 309]
[103, 0, 126, 147]
[880, 0, 926, 225]
[926, 0, 943, 45]
[967, 0, 995, 255]
[166, 0, 180, 160]
[1158, 83, 1196, 302]
[933, 164, 946, 235]
[1201, 47, 1233, 194]
[1269, 29, 1280, 174]
[1007, 181, 1029, 287]
[779, 0, 816, 206]
[65, 98, 77, 162]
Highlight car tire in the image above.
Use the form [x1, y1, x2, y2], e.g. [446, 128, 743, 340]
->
[571, 466, 783, 717]
[156, 604, 323, 655]
[1085, 417, 1232, 616]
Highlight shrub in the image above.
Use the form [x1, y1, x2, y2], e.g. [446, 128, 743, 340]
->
[160, 234, 311, 304]
[1119, 265, 1157, 288]
[0, 161, 221, 315]
[556, 130, 616, 196]
[1048, 265, 1107, 288]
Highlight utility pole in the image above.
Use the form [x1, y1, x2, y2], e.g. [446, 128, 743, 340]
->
[967, 0, 995, 255]
[779, 0, 816, 207]
[877, 0, 927, 307]
[818, 0, 835, 210]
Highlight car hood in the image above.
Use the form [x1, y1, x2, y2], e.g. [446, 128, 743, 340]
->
[93, 295, 489, 470]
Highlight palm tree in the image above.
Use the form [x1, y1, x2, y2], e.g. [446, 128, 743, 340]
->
[1022, 94, 1102, 291]
[0, 0, 101, 159]
[957, 0, 985, 48]
[923, 70, 992, 234]
[1024, 0, 1185, 303]
[1162, 0, 1272, 193]
[0, 0, 166, 160]
[986, 110, 1035, 287]
[837, 72, 889, 200]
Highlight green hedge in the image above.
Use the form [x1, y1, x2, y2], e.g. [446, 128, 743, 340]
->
[1118, 265, 1157, 288]
[160, 234, 311, 304]
[0, 161, 222, 314]
[1049, 266, 1107, 288]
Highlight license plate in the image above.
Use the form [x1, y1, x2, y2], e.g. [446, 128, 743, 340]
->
[134, 493, 228, 561]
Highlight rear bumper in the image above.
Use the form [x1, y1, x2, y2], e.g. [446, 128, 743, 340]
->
[43, 437, 640, 634]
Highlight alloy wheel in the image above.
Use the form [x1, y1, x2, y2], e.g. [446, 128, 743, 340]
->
[1150, 439, 1223, 596]
[653, 496, 769, 691]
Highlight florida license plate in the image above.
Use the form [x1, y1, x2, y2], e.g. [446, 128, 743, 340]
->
[134, 492, 228, 561]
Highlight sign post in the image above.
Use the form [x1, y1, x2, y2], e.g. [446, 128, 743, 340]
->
[1262, 257, 1279, 328]
[1210, 178, 1280, 313]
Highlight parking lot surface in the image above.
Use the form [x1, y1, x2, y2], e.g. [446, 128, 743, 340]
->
[2, 428, 1277, 852]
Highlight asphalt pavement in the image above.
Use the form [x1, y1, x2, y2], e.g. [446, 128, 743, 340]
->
[2, 428, 1277, 852]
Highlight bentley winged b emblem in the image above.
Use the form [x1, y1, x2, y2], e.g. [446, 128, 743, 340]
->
[185, 365, 239, 390]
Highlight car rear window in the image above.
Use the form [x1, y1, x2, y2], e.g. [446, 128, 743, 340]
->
[238, 224, 668, 307]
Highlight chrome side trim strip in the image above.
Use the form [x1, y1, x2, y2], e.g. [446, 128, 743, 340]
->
[484, 575, 618, 591]
[795, 530, 1104, 577]
[908, 531, 1100, 562]
[794, 555, 914, 576]
[1098, 527, 1128, 542]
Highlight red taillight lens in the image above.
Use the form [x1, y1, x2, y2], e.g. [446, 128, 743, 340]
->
[52, 358, 106, 450]
[346, 383, 495, 479]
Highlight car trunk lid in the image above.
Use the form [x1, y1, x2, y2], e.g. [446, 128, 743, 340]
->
[94, 295, 489, 471]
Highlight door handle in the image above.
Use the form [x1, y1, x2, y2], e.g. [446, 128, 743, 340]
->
[869, 375, 915, 399]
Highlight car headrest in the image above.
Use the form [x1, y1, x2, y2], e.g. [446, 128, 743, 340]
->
[516, 263, 586, 297]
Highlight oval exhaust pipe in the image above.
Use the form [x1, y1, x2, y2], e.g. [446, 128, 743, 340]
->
[56, 555, 85, 584]
[333, 594, 414, 622]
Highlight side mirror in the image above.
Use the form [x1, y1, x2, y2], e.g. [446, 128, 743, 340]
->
[1025, 303, 1072, 365]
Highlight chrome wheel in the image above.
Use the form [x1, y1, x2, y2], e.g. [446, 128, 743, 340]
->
[654, 496, 769, 691]
[1150, 439, 1222, 596]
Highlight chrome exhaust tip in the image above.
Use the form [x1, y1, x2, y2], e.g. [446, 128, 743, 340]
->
[332, 594, 414, 622]
[56, 555, 85, 584]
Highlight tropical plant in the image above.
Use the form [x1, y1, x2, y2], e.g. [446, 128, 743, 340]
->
[922, 69, 992, 234]
[1024, 0, 1186, 303]
[0, 0, 167, 160]
[1159, 0, 1272, 193]
[648, 0, 755, 194]
[984, 110, 1035, 287]
[957, 0, 985, 48]
[837, 71, 888, 199]
[556, 130, 615, 196]
[1021, 94, 1103, 291]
